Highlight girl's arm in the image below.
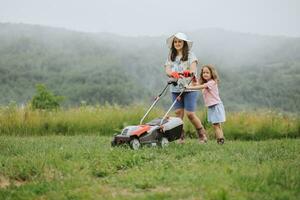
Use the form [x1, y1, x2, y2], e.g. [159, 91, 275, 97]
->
[186, 84, 207, 90]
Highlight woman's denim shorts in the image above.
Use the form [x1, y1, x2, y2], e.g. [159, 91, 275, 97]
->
[171, 91, 199, 112]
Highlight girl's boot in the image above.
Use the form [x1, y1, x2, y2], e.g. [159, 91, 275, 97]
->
[217, 138, 225, 145]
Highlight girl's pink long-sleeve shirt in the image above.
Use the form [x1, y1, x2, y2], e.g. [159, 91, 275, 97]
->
[202, 80, 222, 107]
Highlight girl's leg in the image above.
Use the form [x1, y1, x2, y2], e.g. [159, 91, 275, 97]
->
[213, 123, 223, 138]
[213, 123, 224, 144]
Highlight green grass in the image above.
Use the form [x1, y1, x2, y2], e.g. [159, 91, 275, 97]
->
[0, 105, 299, 140]
[1, 136, 299, 200]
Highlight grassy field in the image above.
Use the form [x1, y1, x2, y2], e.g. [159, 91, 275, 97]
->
[0, 136, 299, 200]
[0, 105, 299, 199]
[0, 105, 299, 140]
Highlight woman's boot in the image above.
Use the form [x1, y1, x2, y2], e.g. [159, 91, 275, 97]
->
[178, 129, 185, 144]
[196, 127, 208, 143]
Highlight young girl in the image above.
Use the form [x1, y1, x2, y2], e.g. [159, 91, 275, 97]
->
[164, 32, 207, 144]
[186, 64, 225, 144]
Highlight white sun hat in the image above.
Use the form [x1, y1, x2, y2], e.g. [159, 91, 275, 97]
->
[166, 32, 193, 49]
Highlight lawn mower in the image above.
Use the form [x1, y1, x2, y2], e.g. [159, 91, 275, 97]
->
[111, 74, 194, 150]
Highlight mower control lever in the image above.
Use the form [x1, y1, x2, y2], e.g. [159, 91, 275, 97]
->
[167, 78, 178, 86]
[179, 72, 195, 77]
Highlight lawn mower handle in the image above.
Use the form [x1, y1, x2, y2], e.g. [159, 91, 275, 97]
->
[160, 75, 195, 125]
[139, 80, 171, 125]
[139, 73, 195, 125]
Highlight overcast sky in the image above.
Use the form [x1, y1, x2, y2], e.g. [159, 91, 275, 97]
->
[1, 0, 300, 37]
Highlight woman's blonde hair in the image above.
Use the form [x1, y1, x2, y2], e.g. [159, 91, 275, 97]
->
[199, 64, 220, 84]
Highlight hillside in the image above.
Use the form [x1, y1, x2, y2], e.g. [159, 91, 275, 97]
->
[0, 23, 299, 112]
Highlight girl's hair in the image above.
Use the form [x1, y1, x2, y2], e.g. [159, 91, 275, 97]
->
[199, 64, 220, 84]
[170, 40, 189, 62]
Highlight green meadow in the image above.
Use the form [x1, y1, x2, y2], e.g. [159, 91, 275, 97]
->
[0, 105, 299, 139]
[0, 105, 299, 199]
[0, 137, 299, 200]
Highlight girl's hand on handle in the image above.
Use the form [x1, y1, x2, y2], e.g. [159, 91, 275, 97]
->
[192, 75, 198, 85]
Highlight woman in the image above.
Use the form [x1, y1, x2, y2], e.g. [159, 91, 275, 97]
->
[164, 32, 207, 143]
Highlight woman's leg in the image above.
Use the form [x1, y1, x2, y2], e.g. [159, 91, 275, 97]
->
[186, 111, 202, 129]
[184, 91, 207, 143]
[184, 91, 203, 129]
[175, 108, 185, 143]
[171, 92, 185, 143]
[186, 111, 208, 143]
[175, 108, 184, 119]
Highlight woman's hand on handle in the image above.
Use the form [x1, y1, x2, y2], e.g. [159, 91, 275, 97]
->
[183, 70, 191, 77]
[171, 71, 180, 79]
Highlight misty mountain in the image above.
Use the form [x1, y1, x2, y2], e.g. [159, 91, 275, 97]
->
[0, 23, 299, 112]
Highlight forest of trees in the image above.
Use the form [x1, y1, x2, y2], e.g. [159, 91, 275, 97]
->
[0, 23, 299, 112]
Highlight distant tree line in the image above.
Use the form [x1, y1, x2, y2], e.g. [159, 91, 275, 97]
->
[0, 23, 299, 113]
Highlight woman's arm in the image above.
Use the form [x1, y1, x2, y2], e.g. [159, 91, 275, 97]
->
[165, 60, 197, 77]
[189, 61, 199, 85]
[165, 65, 172, 77]
[189, 61, 197, 74]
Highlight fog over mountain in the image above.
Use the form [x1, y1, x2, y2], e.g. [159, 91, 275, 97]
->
[0, 23, 299, 112]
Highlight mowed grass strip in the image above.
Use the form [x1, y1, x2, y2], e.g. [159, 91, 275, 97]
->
[0, 136, 299, 200]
